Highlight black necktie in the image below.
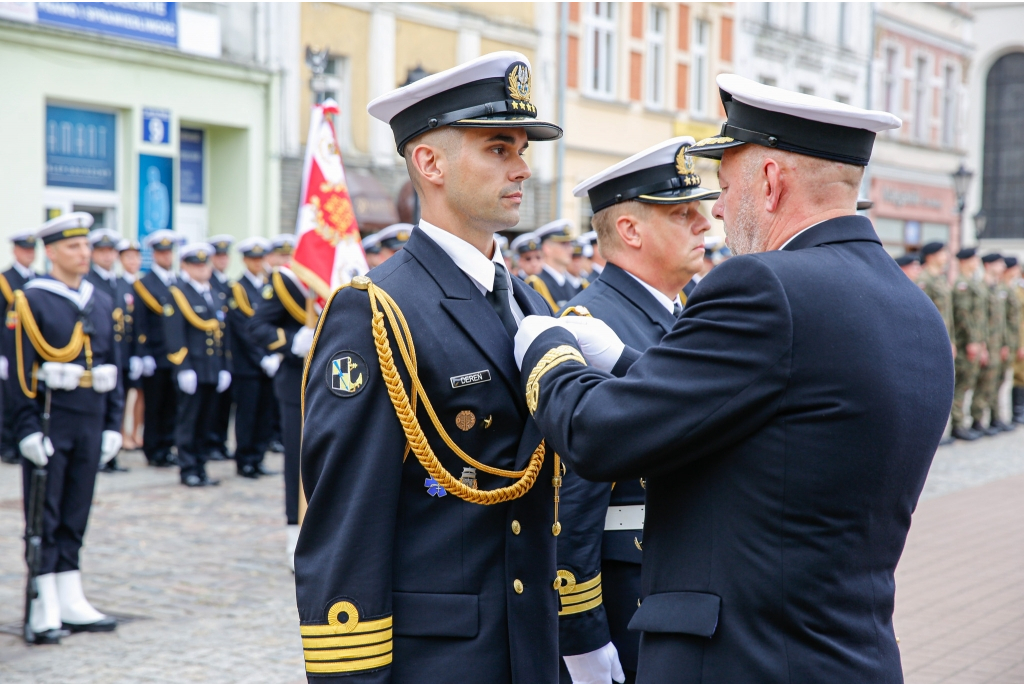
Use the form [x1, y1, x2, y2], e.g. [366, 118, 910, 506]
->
[673, 301, 683, 317]
[487, 263, 519, 339]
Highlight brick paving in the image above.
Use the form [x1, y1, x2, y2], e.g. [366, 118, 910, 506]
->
[0, 430, 1023, 683]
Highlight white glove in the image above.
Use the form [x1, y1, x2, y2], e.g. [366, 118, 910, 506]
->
[260, 354, 282, 378]
[39, 362, 85, 391]
[141, 356, 157, 377]
[177, 369, 198, 395]
[513, 316, 577, 369]
[100, 430, 122, 465]
[128, 356, 144, 381]
[563, 642, 626, 684]
[0, 355, 7, 381]
[217, 370, 232, 393]
[291, 326, 315, 357]
[91, 364, 119, 393]
[557, 317, 626, 373]
[20, 432, 54, 468]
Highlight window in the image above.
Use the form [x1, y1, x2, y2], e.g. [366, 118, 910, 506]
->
[837, 3, 848, 48]
[799, 86, 815, 96]
[836, 94, 850, 105]
[942, 64, 957, 147]
[884, 47, 899, 115]
[585, 3, 618, 98]
[760, 76, 777, 87]
[691, 19, 710, 115]
[914, 56, 928, 141]
[645, 5, 667, 108]
[802, 3, 813, 37]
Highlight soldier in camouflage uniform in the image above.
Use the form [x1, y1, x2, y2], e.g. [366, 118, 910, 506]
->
[1002, 257, 1024, 423]
[973, 254, 1013, 434]
[917, 242, 955, 444]
[951, 248, 985, 440]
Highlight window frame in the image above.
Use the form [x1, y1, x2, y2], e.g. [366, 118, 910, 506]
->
[583, 2, 619, 100]
[690, 18, 710, 116]
[645, 4, 668, 109]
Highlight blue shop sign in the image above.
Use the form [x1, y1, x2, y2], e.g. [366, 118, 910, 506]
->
[46, 105, 116, 191]
[179, 128, 204, 205]
[36, 2, 177, 48]
[143, 108, 170, 144]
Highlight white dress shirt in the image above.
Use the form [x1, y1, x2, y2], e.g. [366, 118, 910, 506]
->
[542, 263, 568, 287]
[151, 263, 176, 287]
[13, 262, 34, 280]
[244, 269, 265, 290]
[415, 220, 526, 324]
[122, 271, 137, 284]
[624, 270, 681, 315]
[181, 272, 215, 308]
[92, 263, 118, 288]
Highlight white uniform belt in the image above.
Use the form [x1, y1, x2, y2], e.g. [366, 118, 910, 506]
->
[605, 505, 645, 531]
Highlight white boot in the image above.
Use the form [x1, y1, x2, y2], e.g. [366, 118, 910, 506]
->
[56, 570, 115, 631]
[286, 524, 299, 573]
[29, 573, 62, 635]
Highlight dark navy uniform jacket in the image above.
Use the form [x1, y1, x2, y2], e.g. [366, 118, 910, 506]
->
[86, 267, 138, 371]
[521, 217, 953, 683]
[11, 277, 123, 441]
[297, 229, 559, 683]
[249, 267, 307, 398]
[134, 271, 175, 369]
[164, 279, 230, 385]
[211, 271, 232, 319]
[227, 274, 266, 378]
[554, 263, 675, 665]
[535, 267, 578, 311]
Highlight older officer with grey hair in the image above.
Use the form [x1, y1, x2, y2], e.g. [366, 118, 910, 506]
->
[515, 75, 953, 682]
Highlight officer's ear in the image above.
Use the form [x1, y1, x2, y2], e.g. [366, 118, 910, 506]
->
[614, 211, 643, 250]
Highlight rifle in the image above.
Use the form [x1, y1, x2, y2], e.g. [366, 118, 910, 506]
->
[23, 387, 51, 643]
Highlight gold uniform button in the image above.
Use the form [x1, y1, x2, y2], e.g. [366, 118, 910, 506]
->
[513, 579, 524, 594]
[511, 520, 521, 535]
[206, 348, 214, 356]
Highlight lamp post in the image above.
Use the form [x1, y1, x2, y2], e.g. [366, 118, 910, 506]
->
[950, 163, 974, 274]
[973, 209, 988, 239]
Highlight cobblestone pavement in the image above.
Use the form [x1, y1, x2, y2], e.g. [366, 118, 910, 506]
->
[1, 429, 1023, 683]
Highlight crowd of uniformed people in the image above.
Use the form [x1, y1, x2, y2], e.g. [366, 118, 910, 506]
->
[9, 49, 979, 683]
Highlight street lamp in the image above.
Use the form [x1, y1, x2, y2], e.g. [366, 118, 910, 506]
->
[949, 162, 974, 267]
[974, 209, 988, 238]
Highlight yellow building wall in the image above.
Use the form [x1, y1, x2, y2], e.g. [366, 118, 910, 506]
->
[395, 20, 459, 87]
[439, 3, 535, 25]
[300, 3, 371, 152]
[480, 38, 535, 65]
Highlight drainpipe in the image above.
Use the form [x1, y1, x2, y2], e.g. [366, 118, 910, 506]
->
[556, 1, 568, 219]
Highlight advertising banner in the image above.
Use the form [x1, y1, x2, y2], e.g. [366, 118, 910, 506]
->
[138, 154, 174, 268]
[46, 105, 116, 191]
[35, 2, 178, 47]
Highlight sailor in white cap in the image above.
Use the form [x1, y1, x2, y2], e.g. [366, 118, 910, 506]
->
[163, 243, 231, 487]
[113, 238, 145, 449]
[205, 235, 236, 464]
[376, 223, 413, 263]
[12, 212, 123, 643]
[116, 239, 141, 284]
[1, 230, 40, 463]
[514, 75, 953, 682]
[361, 231, 384, 268]
[134, 229, 185, 468]
[226, 237, 277, 479]
[578, 230, 604, 278]
[683, 235, 723, 298]
[85, 229, 138, 471]
[527, 218, 577, 311]
[266, 233, 296, 271]
[297, 51, 560, 682]
[511, 231, 544, 283]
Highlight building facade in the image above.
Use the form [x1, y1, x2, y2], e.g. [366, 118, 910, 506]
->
[0, 1, 286, 273]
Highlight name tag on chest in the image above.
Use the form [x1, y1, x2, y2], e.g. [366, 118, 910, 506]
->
[450, 370, 491, 389]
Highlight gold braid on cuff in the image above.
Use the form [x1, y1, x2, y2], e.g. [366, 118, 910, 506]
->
[526, 345, 586, 414]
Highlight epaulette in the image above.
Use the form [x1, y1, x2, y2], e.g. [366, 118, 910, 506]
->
[559, 305, 592, 318]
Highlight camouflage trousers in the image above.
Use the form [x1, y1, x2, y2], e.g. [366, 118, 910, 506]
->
[972, 359, 1009, 423]
[952, 357, 980, 426]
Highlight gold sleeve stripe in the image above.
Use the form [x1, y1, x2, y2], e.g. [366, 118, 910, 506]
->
[299, 615, 392, 637]
[561, 584, 603, 606]
[167, 347, 188, 365]
[134, 279, 164, 314]
[304, 639, 393, 661]
[0, 274, 12, 305]
[526, 345, 586, 414]
[559, 593, 604, 616]
[525, 274, 558, 313]
[231, 282, 255, 317]
[273, 270, 308, 324]
[267, 327, 287, 351]
[569, 572, 602, 594]
[305, 653, 392, 675]
[301, 628, 392, 649]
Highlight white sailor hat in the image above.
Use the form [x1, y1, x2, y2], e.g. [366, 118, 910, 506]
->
[208, 234, 235, 255]
[535, 219, 573, 243]
[376, 223, 413, 250]
[237, 237, 271, 258]
[271, 234, 296, 255]
[572, 239, 593, 258]
[579, 230, 598, 245]
[89, 228, 121, 249]
[368, 51, 562, 155]
[704, 235, 724, 253]
[495, 234, 510, 251]
[361, 232, 383, 255]
[116, 238, 141, 252]
[37, 211, 94, 245]
[144, 229, 184, 252]
[573, 137, 719, 213]
[180, 242, 214, 264]
[689, 74, 902, 165]
[510, 232, 542, 254]
[9, 229, 37, 249]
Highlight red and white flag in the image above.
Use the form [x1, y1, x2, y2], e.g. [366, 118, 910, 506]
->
[292, 99, 368, 302]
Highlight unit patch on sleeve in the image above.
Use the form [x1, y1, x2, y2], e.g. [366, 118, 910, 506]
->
[327, 351, 368, 398]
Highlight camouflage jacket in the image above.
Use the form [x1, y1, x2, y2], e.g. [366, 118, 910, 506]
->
[917, 270, 953, 341]
[1004, 283, 1021, 352]
[953, 276, 984, 347]
[987, 281, 1008, 351]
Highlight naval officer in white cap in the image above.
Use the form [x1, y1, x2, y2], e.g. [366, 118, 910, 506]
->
[297, 51, 561, 682]
[515, 75, 953, 681]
